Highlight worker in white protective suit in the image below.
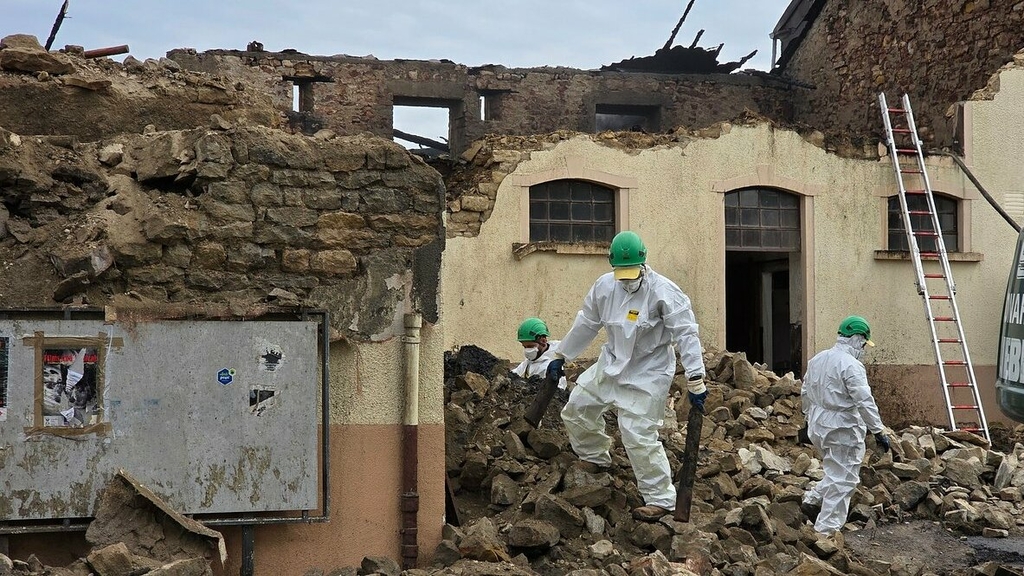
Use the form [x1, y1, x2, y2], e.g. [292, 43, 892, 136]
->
[545, 231, 707, 523]
[801, 315, 891, 535]
[511, 317, 568, 390]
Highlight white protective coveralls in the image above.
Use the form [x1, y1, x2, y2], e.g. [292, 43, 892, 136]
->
[512, 340, 568, 389]
[556, 267, 704, 509]
[801, 335, 884, 534]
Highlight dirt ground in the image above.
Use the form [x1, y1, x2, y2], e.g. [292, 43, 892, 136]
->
[845, 520, 1024, 575]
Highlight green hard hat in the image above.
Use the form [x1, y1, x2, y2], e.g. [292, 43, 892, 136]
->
[838, 315, 871, 340]
[517, 317, 550, 342]
[608, 231, 647, 268]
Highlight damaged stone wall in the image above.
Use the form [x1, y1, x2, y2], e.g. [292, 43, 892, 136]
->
[0, 35, 280, 141]
[0, 120, 444, 339]
[167, 49, 794, 155]
[776, 0, 1024, 148]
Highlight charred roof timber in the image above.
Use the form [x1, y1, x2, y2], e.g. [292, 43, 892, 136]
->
[602, 0, 757, 74]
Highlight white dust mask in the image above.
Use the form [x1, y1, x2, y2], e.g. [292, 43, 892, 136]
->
[523, 347, 540, 361]
[621, 277, 642, 293]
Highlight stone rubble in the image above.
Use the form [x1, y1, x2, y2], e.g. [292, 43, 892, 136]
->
[390, 345, 1024, 576]
[0, 471, 221, 576]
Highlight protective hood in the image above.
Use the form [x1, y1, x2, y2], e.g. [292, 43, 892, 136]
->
[836, 335, 870, 360]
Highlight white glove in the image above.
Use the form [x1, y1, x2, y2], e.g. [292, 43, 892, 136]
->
[686, 376, 707, 394]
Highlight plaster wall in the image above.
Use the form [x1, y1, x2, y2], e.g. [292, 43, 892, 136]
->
[440, 120, 1016, 423]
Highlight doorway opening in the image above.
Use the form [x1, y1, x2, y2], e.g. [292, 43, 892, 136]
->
[724, 187, 803, 374]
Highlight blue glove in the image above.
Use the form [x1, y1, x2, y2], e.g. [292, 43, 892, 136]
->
[687, 391, 708, 414]
[546, 358, 565, 381]
[873, 432, 891, 452]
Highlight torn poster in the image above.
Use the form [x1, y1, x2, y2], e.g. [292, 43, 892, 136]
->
[42, 347, 99, 428]
[259, 344, 284, 372]
[249, 386, 276, 416]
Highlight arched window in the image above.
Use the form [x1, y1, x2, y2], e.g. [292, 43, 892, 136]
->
[887, 194, 958, 252]
[724, 187, 800, 251]
[529, 180, 615, 242]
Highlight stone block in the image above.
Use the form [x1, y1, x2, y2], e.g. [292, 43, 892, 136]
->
[460, 195, 493, 212]
[282, 249, 311, 272]
[507, 519, 560, 549]
[202, 199, 256, 223]
[0, 34, 43, 50]
[249, 182, 284, 206]
[266, 207, 320, 228]
[318, 212, 367, 229]
[310, 249, 357, 275]
[491, 473, 520, 506]
[86, 543, 136, 576]
[0, 47, 74, 74]
[205, 181, 248, 203]
[193, 242, 227, 269]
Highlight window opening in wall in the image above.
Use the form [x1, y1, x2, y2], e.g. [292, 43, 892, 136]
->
[393, 104, 450, 159]
[888, 194, 959, 252]
[529, 180, 615, 242]
[725, 187, 800, 251]
[479, 90, 506, 122]
[595, 103, 660, 133]
[292, 84, 300, 112]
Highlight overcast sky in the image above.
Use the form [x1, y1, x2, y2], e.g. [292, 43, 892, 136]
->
[6, 0, 793, 145]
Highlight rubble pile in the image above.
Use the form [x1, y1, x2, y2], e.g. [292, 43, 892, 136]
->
[0, 34, 278, 141]
[0, 471, 223, 576]
[428, 345, 1024, 576]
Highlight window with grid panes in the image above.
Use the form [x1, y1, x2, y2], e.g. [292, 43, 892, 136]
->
[529, 180, 616, 243]
[887, 194, 958, 252]
[724, 188, 800, 251]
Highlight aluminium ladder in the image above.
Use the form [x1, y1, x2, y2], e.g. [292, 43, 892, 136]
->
[878, 93, 990, 441]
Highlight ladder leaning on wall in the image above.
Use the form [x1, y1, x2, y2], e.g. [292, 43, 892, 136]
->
[877, 93, 990, 441]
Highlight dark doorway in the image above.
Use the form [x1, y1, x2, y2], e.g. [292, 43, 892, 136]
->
[724, 187, 803, 374]
[726, 254, 795, 372]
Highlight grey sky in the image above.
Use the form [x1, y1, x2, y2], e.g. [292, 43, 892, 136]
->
[7, 1, 793, 145]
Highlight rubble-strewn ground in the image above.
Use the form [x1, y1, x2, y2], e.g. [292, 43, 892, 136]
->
[2, 470, 223, 576]
[418, 345, 1024, 576]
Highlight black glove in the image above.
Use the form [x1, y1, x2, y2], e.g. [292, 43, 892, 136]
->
[798, 423, 811, 445]
[687, 390, 708, 414]
[873, 431, 891, 453]
[546, 358, 565, 380]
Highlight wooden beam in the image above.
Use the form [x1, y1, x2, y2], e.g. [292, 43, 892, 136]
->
[44, 0, 70, 51]
[393, 129, 449, 152]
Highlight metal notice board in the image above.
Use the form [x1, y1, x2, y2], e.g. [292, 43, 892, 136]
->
[0, 309, 329, 528]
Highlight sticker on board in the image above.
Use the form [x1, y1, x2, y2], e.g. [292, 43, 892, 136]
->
[217, 368, 235, 385]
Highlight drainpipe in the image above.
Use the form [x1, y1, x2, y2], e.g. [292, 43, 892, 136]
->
[401, 313, 422, 569]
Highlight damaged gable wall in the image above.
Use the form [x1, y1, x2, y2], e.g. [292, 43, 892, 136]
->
[167, 49, 795, 155]
[776, 0, 1024, 148]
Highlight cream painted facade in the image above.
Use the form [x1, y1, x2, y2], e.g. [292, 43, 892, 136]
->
[441, 58, 1024, 427]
